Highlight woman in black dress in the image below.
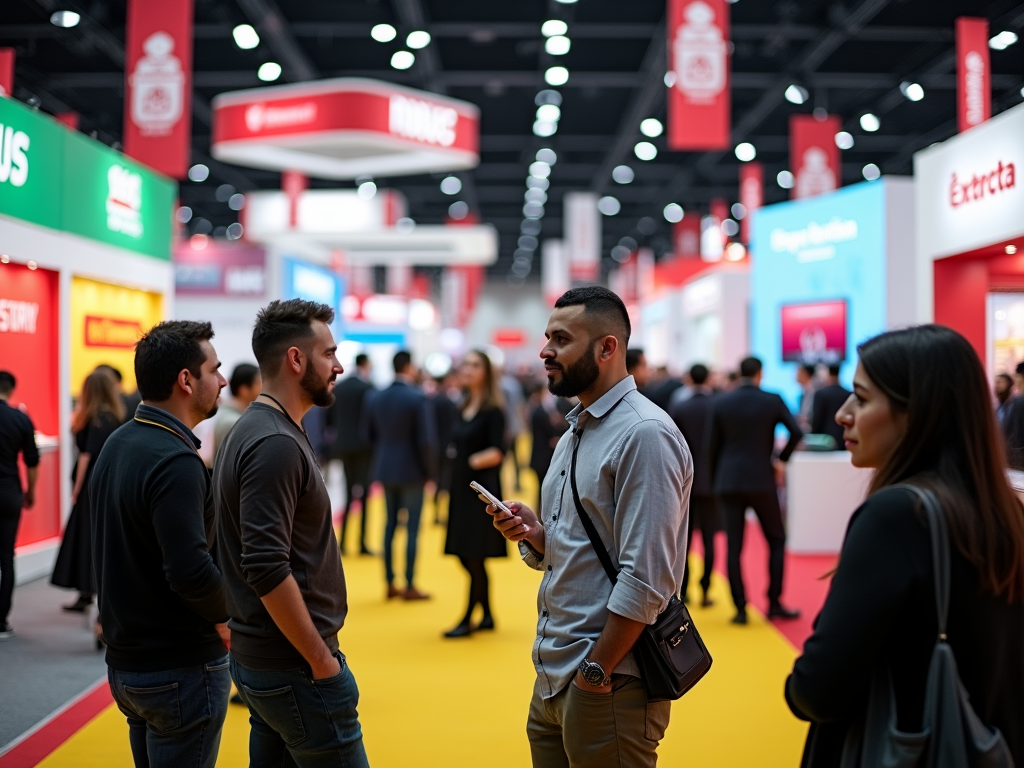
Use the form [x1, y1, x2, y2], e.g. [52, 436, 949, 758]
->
[443, 349, 507, 638]
[52, 369, 124, 612]
[786, 325, 1024, 766]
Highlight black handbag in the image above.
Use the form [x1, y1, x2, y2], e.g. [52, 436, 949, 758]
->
[839, 485, 1013, 768]
[569, 426, 712, 702]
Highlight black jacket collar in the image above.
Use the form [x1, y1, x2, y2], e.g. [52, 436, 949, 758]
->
[135, 404, 202, 452]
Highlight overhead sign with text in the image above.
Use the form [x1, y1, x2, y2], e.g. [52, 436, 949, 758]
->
[211, 78, 480, 179]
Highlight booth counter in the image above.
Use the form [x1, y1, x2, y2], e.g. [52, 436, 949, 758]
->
[786, 452, 872, 554]
[0, 95, 175, 583]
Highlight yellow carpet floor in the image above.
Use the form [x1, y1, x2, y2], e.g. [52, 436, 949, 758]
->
[37, 464, 807, 767]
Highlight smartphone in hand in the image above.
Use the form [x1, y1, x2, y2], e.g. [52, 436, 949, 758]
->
[469, 481, 513, 516]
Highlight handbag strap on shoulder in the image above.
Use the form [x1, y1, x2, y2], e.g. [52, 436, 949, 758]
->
[893, 484, 951, 640]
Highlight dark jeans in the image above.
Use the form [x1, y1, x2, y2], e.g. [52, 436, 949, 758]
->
[718, 490, 787, 611]
[0, 512, 20, 624]
[108, 655, 231, 768]
[338, 452, 372, 552]
[230, 651, 369, 768]
[383, 483, 424, 586]
[682, 495, 719, 599]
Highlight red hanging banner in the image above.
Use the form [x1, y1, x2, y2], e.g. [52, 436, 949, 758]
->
[0, 48, 15, 96]
[673, 217, 701, 258]
[956, 17, 990, 133]
[124, 0, 193, 179]
[738, 161, 763, 244]
[790, 115, 842, 200]
[667, 0, 730, 151]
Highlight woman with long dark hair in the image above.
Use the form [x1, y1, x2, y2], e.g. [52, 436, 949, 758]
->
[52, 369, 125, 612]
[786, 325, 1024, 765]
[443, 349, 508, 638]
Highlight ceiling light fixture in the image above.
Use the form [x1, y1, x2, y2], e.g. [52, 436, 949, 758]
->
[440, 176, 462, 195]
[860, 113, 881, 132]
[640, 118, 663, 138]
[527, 176, 550, 191]
[900, 82, 925, 102]
[664, 71, 677, 88]
[533, 120, 557, 137]
[529, 161, 552, 179]
[731, 203, 746, 220]
[634, 141, 657, 161]
[357, 181, 377, 199]
[371, 24, 397, 43]
[536, 147, 558, 165]
[989, 31, 1019, 50]
[391, 50, 415, 70]
[449, 201, 470, 220]
[862, 163, 881, 181]
[663, 203, 684, 223]
[1006, 244, 1018, 254]
[598, 196, 621, 216]
[406, 30, 431, 49]
[784, 84, 809, 105]
[835, 131, 855, 149]
[612, 165, 634, 184]
[232, 24, 260, 49]
[536, 104, 561, 122]
[541, 20, 569, 37]
[188, 164, 210, 182]
[535, 90, 562, 107]
[545, 36, 571, 56]
[545, 66, 569, 86]
[777, 170, 795, 189]
[49, 10, 81, 28]
[257, 62, 282, 81]
[734, 142, 756, 161]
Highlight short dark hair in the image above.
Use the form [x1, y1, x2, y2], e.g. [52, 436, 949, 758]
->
[800, 363, 816, 377]
[997, 373, 1013, 384]
[252, 299, 335, 377]
[1016, 361, 1024, 376]
[393, 350, 412, 374]
[739, 356, 762, 378]
[690, 363, 709, 385]
[95, 364, 123, 383]
[355, 353, 370, 368]
[135, 321, 214, 401]
[554, 286, 631, 347]
[828, 364, 841, 377]
[625, 348, 645, 372]
[0, 371, 15, 396]
[229, 363, 260, 397]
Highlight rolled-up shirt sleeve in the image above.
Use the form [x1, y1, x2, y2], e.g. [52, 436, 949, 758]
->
[606, 421, 691, 624]
[238, 434, 305, 597]
[518, 540, 546, 570]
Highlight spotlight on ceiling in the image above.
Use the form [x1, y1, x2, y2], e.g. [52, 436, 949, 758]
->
[545, 66, 569, 86]
[734, 142, 756, 162]
[900, 82, 925, 102]
[860, 113, 881, 132]
[232, 24, 260, 49]
[257, 62, 282, 81]
[784, 84, 809, 105]
[541, 20, 568, 37]
[663, 203, 684, 223]
[862, 163, 881, 181]
[536, 104, 561, 122]
[545, 36, 571, 56]
[989, 30, 1019, 50]
[49, 10, 81, 27]
[440, 176, 462, 195]
[634, 141, 657, 161]
[640, 118, 663, 138]
[597, 196, 621, 216]
[777, 170, 795, 189]
[835, 131, 855, 149]
[406, 30, 431, 49]
[391, 50, 415, 70]
[536, 147, 558, 165]
[371, 24, 397, 43]
[612, 165, 635, 184]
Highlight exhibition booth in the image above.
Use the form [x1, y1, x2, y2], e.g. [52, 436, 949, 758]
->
[914, 101, 1024, 375]
[751, 177, 916, 552]
[0, 95, 175, 582]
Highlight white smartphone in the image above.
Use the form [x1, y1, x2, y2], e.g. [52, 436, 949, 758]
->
[469, 481, 513, 516]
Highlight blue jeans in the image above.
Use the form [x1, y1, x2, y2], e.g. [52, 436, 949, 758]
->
[230, 651, 369, 768]
[108, 655, 231, 768]
[383, 483, 424, 586]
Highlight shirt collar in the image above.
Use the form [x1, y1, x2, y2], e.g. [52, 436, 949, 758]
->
[567, 375, 636, 426]
[135, 403, 202, 451]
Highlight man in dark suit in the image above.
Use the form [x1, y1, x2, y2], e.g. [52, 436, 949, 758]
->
[328, 353, 375, 555]
[669, 363, 718, 608]
[708, 356, 803, 624]
[363, 351, 438, 600]
[810, 365, 852, 450]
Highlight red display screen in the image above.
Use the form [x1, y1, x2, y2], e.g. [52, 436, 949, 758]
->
[781, 300, 847, 365]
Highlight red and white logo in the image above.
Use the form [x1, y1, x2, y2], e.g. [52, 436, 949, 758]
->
[949, 160, 1017, 208]
[388, 95, 458, 147]
[129, 32, 184, 137]
[964, 52, 987, 127]
[795, 147, 837, 199]
[244, 102, 318, 133]
[673, 1, 727, 103]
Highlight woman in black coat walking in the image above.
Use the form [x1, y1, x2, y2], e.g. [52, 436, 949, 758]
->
[443, 349, 508, 638]
[786, 325, 1024, 767]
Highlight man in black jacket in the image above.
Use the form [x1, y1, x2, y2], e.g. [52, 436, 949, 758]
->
[708, 356, 803, 624]
[363, 350, 438, 600]
[214, 299, 368, 768]
[91, 321, 230, 768]
[669, 363, 719, 607]
[810, 365, 852, 450]
[327, 353, 375, 555]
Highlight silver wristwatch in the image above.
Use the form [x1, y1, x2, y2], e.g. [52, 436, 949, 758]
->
[578, 658, 612, 687]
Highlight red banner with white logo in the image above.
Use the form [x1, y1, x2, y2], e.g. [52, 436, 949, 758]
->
[739, 162, 763, 244]
[0, 48, 15, 97]
[124, 0, 193, 179]
[673, 217, 701, 258]
[956, 17, 990, 133]
[667, 0, 730, 151]
[790, 115, 841, 200]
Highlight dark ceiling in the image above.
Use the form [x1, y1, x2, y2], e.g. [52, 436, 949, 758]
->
[4, 0, 1024, 285]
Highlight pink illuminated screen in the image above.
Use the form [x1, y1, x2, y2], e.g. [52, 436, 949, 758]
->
[780, 300, 847, 364]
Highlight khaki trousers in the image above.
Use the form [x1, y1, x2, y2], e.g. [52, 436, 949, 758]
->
[527, 675, 671, 768]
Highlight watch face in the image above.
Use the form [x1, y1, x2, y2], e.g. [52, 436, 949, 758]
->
[582, 663, 605, 686]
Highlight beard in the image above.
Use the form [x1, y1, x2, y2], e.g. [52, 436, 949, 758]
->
[547, 345, 600, 398]
[204, 403, 219, 420]
[301, 361, 336, 408]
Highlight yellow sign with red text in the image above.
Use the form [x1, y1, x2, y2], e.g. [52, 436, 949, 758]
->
[70, 276, 163, 396]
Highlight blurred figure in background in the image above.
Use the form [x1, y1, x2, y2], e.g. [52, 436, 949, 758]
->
[212, 363, 261, 463]
[499, 364, 526, 492]
[995, 372, 1015, 425]
[709, 356, 803, 625]
[647, 364, 685, 411]
[795, 364, 817, 433]
[444, 350, 508, 638]
[52, 369, 124, 613]
[329, 353, 376, 556]
[95, 364, 141, 424]
[625, 348, 649, 392]
[1006, 362, 1024, 469]
[0, 371, 39, 639]
[428, 372, 459, 525]
[364, 351, 437, 600]
[529, 382, 568, 487]
[811, 365, 852, 450]
[669, 363, 719, 607]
